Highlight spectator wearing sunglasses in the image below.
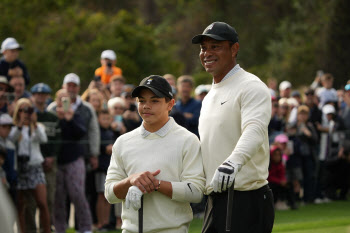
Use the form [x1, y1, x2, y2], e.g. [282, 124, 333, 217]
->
[9, 98, 50, 233]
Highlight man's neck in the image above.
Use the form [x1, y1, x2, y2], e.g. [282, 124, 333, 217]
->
[213, 63, 236, 84]
[181, 96, 191, 104]
[35, 103, 46, 112]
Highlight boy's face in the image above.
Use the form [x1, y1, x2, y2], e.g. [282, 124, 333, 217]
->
[3, 49, 19, 63]
[99, 113, 112, 129]
[0, 125, 12, 138]
[322, 79, 333, 89]
[271, 150, 282, 164]
[326, 113, 334, 121]
[137, 88, 174, 131]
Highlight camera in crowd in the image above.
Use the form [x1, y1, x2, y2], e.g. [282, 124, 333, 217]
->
[17, 154, 30, 172]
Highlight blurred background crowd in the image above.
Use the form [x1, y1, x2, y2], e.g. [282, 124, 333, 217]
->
[0, 35, 349, 233]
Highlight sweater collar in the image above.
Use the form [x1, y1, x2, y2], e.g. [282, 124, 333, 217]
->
[140, 117, 174, 138]
[213, 64, 241, 84]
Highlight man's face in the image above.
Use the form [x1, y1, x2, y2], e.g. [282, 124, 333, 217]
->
[101, 58, 116, 67]
[199, 37, 238, 80]
[9, 77, 25, 97]
[110, 80, 124, 96]
[64, 82, 80, 100]
[137, 88, 174, 130]
[98, 113, 112, 129]
[177, 81, 193, 100]
[0, 125, 12, 138]
[33, 93, 49, 106]
[280, 88, 291, 98]
[3, 49, 19, 63]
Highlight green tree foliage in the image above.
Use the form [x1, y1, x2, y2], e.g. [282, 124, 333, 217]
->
[1, 0, 349, 90]
[0, 1, 181, 91]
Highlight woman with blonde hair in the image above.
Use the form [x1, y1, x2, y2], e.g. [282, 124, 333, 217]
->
[9, 98, 50, 233]
[81, 88, 106, 112]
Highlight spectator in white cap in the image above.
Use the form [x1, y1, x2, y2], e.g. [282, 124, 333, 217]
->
[94, 50, 122, 85]
[195, 84, 210, 102]
[279, 80, 292, 98]
[0, 37, 30, 85]
[47, 73, 100, 233]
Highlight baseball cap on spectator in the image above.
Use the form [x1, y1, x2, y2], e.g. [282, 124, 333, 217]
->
[63, 73, 80, 85]
[0, 113, 13, 126]
[132, 75, 174, 99]
[195, 84, 210, 96]
[192, 22, 239, 44]
[30, 83, 52, 94]
[0, 76, 9, 85]
[274, 134, 289, 144]
[270, 145, 281, 155]
[322, 104, 335, 115]
[279, 81, 292, 91]
[101, 50, 116, 60]
[1, 37, 23, 53]
[291, 90, 301, 97]
[107, 97, 126, 109]
[0, 75, 14, 92]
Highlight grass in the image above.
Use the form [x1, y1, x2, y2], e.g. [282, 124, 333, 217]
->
[67, 200, 350, 233]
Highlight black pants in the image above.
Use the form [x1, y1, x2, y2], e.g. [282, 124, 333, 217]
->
[202, 185, 275, 233]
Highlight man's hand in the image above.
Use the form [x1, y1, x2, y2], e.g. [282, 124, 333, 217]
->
[90, 156, 98, 170]
[43, 157, 54, 172]
[129, 170, 160, 194]
[125, 186, 143, 210]
[210, 161, 241, 193]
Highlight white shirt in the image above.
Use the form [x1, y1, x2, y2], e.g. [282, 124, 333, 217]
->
[199, 66, 271, 194]
[9, 124, 47, 166]
[105, 117, 205, 233]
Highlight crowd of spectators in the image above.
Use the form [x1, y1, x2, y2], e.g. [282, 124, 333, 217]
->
[0, 36, 349, 233]
[268, 74, 350, 210]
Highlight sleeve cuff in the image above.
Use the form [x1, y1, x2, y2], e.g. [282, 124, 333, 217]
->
[171, 182, 186, 201]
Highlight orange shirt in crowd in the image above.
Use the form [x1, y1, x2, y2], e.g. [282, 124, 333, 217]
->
[95, 66, 122, 84]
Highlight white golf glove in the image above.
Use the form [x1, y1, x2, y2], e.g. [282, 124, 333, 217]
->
[125, 186, 143, 210]
[210, 160, 241, 193]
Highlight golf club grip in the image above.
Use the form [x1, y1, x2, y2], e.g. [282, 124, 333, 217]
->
[139, 196, 144, 233]
[226, 181, 235, 232]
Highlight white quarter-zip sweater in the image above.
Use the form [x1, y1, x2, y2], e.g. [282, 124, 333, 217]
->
[105, 117, 205, 233]
[199, 66, 271, 194]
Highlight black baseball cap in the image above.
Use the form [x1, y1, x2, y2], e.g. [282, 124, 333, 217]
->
[192, 22, 239, 44]
[132, 75, 174, 99]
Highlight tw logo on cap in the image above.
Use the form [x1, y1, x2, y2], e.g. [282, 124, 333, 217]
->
[146, 78, 153, 85]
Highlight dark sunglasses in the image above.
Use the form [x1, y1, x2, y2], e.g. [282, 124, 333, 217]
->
[18, 107, 34, 114]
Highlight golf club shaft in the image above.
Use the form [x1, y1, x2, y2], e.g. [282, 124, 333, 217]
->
[226, 180, 235, 232]
[139, 195, 144, 233]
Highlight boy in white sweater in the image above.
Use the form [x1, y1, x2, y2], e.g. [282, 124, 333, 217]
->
[105, 75, 205, 233]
